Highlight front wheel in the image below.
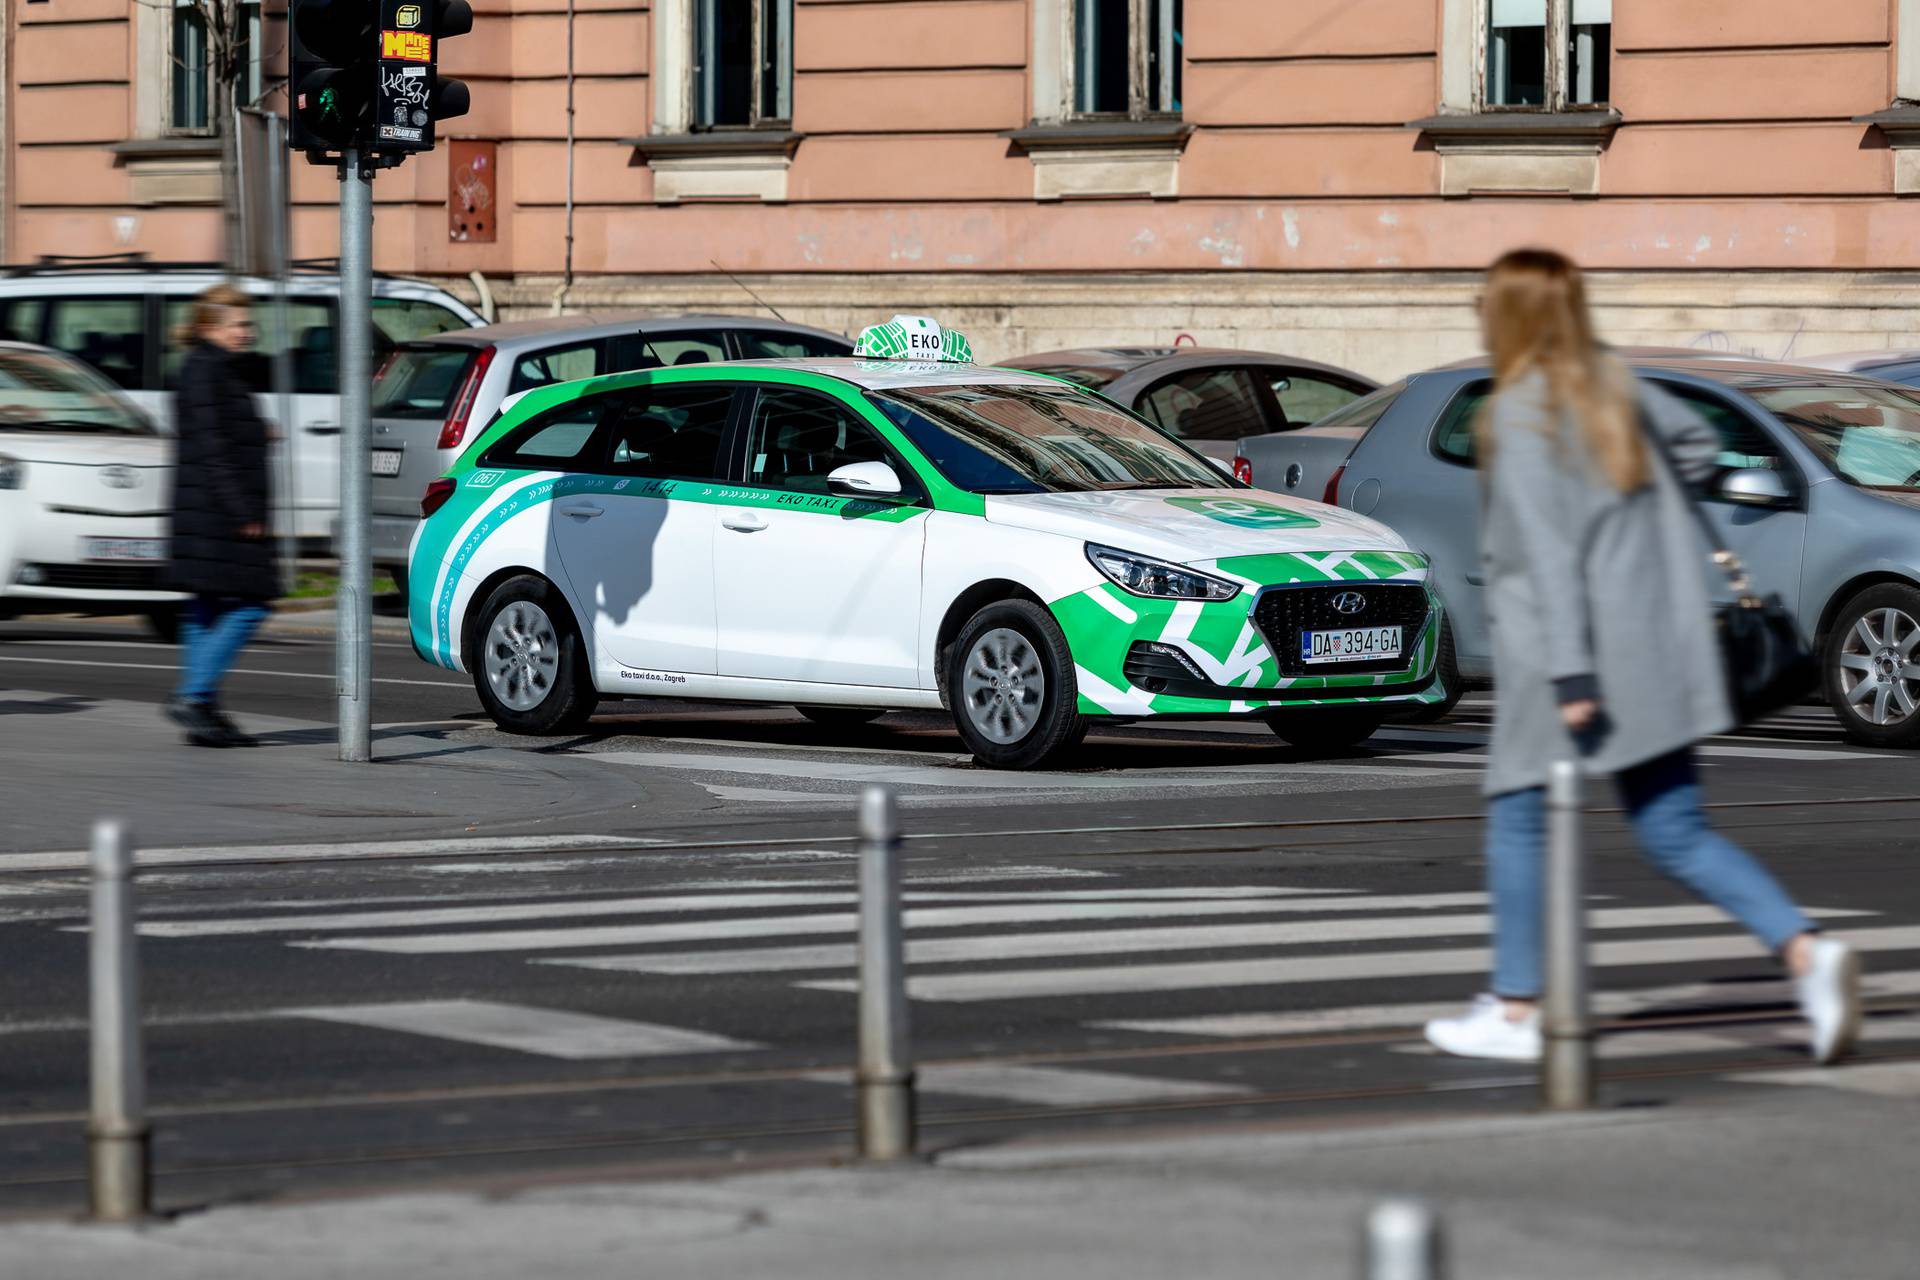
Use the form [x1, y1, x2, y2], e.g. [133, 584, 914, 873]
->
[1823, 583, 1920, 748]
[946, 599, 1086, 769]
[470, 575, 598, 734]
[1267, 707, 1387, 753]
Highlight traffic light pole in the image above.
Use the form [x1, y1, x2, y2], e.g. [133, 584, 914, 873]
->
[336, 149, 374, 763]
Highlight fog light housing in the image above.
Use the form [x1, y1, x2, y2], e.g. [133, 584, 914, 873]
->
[17, 564, 46, 585]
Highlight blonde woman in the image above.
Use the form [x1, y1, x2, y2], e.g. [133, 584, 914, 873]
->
[1423, 249, 1860, 1064]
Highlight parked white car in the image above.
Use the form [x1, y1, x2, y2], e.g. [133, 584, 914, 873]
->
[0, 342, 184, 637]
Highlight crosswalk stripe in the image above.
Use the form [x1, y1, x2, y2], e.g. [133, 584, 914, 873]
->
[1394, 1014, 1920, 1061]
[803, 1063, 1251, 1107]
[290, 892, 1506, 956]
[1093, 971, 1920, 1039]
[798, 926, 1920, 1003]
[288, 1000, 760, 1060]
[544, 905, 1868, 978]
[125, 886, 1345, 940]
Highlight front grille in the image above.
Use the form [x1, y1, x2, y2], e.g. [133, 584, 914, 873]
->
[24, 562, 165, 591]
[1254, 582, 1430, 677]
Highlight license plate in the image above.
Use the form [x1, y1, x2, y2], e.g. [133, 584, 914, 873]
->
[83, 537, 166, 562]
[371, 448, 404, 477]
[1300, 625, 1403, 665]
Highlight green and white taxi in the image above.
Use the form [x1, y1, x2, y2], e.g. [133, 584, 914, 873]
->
[408, 317, 1447, 768]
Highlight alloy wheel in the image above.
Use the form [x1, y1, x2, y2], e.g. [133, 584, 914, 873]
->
[961, 627, 1046, 745]
[1837, 606, 1920, 727]
[485, 600, 560, 712]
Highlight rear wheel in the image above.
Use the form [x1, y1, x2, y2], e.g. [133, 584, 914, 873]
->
[1823, 583, 1920, 748]
[1267, 707, 1387, 753]
[470, 575, 597, 734]
[797, 706, 885, 728]
[946, 599, 1086, 769]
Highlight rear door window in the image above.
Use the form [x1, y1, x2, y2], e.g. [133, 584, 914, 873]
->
[1431, 384, 1490, 465]
[45, 297, 148, 391]
[0, 299, 46, 345]
[730, 330, 852, 360]
[507, 341, 603, 395]
[1137, 367, 1273, 440]
[373, 297, 471, 344]
[374, 347, 479, 419]
[163, 298, 337, 393]
[606, 330, 731, 371]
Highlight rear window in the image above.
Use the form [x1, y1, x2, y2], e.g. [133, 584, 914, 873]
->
[374, 347, 478, 419]
[733, 330, 853, 360]
[373, 298, 471, 344]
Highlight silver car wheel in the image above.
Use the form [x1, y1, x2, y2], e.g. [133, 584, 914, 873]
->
[485, 600, 560, 712]
[1837, 606, 1920, 727]
[962, 627, 1045, 745]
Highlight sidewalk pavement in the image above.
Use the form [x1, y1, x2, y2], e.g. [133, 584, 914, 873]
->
[4, 1082, 1915, 1279]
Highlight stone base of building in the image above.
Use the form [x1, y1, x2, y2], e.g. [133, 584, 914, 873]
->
[433, 272, 1920, 382]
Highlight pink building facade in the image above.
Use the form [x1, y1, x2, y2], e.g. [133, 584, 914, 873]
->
[7, 0, 1920, 375]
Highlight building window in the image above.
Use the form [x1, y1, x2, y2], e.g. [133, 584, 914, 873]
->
[694, 0, 792, 128]
[1485, 0, 1609, 109]
[1072, 0, 1181, 119]
[169, 0, 263, 132]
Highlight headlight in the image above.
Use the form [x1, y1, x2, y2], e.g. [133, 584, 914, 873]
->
[0, 455, 22, 490]
[1086, 543, 1240, 601]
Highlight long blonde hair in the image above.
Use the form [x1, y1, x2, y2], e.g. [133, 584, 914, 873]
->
[1475, 248, 1647, 492]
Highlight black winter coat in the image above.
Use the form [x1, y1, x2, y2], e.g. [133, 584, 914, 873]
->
[166, 342, 279, 600]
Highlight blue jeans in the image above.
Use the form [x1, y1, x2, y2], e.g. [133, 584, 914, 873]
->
[1488, 748, 1813, 999]
[175, 595, 269, 705]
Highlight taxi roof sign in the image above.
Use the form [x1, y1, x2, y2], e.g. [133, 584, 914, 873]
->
[854, 315, 973, 363]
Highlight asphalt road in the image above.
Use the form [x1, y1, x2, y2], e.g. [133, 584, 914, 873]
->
[3, 613, 1919, 1215]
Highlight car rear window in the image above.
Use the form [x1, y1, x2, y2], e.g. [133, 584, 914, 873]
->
[374, 347, 478, 419]
[733, 331, 853, 360]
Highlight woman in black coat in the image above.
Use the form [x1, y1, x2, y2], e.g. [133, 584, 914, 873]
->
[164, 284, 276, 747]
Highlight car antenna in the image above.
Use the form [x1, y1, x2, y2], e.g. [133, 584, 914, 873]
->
[710, 259, 788, 322]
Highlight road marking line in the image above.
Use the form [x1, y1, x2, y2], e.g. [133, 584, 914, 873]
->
[0, 653, 465, 688]
[293, 891, 1507, 956]
[545, 905, 1867, 977]
[288, 999, 760, 1059]
[799, 926, 1920, 1003]
[120, 885, 1336, 939]
[0, 834, 649, 874]
[1396, 1014, 1920, 1061]
[804, 1063, 1250, 1107]
[1093, 971, 1920, 1039]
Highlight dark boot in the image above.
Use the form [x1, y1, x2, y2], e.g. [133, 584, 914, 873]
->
[209, 705, 259, 747]
[164, 698, 230, 748]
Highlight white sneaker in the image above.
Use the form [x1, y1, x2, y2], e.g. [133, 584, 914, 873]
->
[1796, 938, 1862, 1065]
[1423, 993, 1542, 1062]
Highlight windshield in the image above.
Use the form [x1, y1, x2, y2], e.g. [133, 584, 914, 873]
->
[0, 348, 151, 434]
[870, 383, 1231, 495]
[1004, 363, 1121, 391]
[374, 347, 478, 419]
[1748, 385, 1920, 491]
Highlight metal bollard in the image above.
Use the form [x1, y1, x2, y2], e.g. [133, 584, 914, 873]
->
[1362, 1198, 1445, 1280]
[87, 820, 151, 1222]
[854, 785, 915, 1160]
[1541, 759, 1594, 1110]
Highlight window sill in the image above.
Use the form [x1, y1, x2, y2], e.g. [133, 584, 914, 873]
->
[1857, 105, 1920, 194]
[622, 130, 802, 203]
[1410, 109, 1621, 198]
[108, 137, 224, 206]
[1001, 120, 1192, 201]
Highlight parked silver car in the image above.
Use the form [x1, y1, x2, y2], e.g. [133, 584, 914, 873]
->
[1237, 356, 1920, 745]
[996, 346, 1377, 467]
[366, 312, 852, 585]
[1797, 349, 1920, 389]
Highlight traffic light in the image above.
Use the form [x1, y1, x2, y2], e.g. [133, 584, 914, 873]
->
[288, 0, 471, 164]
[289, 0, 379, 159]
[372, 0, 472, 154]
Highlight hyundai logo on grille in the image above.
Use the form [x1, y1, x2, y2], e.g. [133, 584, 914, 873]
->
[1330, 591, 1367, 615]
[99, 466, 139, 490]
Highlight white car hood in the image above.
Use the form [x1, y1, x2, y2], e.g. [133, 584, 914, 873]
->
[982, 487, 1412, 563]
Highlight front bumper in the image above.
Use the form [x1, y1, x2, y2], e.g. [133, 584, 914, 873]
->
[1049, 549, 1444, 717]
[1, 508, 185, 607]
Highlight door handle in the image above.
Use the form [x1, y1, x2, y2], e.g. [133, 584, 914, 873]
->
[560, 503, 604, 519]
[1465, 573, 1485, 586]
[306, 422, 341, 436]
[722, 512, 769, 532]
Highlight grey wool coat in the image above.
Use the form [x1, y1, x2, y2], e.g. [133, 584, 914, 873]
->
[1480, 367, 1731, 796]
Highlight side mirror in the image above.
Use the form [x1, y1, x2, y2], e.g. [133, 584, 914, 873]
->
[827, 460, 905, 498]
[1718, 467, 1793, 508]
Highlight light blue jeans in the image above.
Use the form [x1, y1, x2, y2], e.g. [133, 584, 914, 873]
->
[1489, 748, 1813, 999]
[175, 595, 269, 705]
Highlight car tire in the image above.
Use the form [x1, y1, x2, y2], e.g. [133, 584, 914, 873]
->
[470, 574, 598, 735]
[1267, 707, 1387, 753]
[1404, 616, 1465, 725]
[946, 599, 1086, 770]
[797, 706, 885, 728]
[146, 605, 181, 645]
[1822, 582, 1920, 748]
